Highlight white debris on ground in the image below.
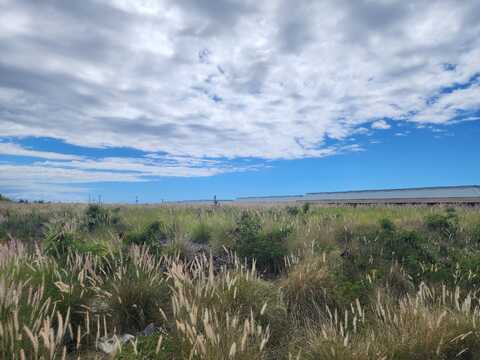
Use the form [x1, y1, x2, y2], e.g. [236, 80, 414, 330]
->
[95, 323, 159, 354]
[96, 334, 135, 354]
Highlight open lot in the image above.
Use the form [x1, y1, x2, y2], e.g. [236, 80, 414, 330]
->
[1, 201, 480, 359]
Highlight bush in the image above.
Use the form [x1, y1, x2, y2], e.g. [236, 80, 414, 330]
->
[470, 223, 480, 244]
[84, 204, 111, 231]
[0, 193, 11, 202]
[43, 221, 108, 258]
[346, 220, 435, 287]
[0, 210, 49, 242]
[43, 223, 77, 257]
[424, 211, 458, 238]
[282, 258, 338, 317]
[383, 230, 430, 261]
[234, 211, 262, 241]
[190, 222, 211, 244]
[232, 212, 290, 274]
[379, 217, 395, 232]
[124, 221, 170, 254]
[103, 249, 171, 333]
[84, 204, 124, 232]
[302, 202, 311, 214]
[286, 206, 300, 216]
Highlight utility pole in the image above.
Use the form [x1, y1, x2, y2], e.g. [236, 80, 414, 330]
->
[135, 196, 139, 205]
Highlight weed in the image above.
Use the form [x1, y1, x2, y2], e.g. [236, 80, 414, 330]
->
[286, 206, 300, 216]
[424, 210, 459, 238]
[190, 222, 212, 244]
[232, 212, 290, 274]
[124, 221, 170, 255]
[2, 203, 480, 359]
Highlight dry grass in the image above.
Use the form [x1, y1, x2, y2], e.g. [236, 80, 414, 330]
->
[1, 203, 480, 358]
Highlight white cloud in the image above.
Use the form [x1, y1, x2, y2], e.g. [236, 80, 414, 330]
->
[0, 142, 83, 160]
[412, 83, 480, 123]
[0, 143, 269, 200]
[0, 0, 479, 199]
[371, 120, 391, 130]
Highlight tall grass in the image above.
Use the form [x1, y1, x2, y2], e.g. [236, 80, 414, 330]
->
[168, 257, 273, 359]
[1, 203, 480, 358]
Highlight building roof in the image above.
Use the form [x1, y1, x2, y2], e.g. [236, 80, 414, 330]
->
[304, 185, 480, 201]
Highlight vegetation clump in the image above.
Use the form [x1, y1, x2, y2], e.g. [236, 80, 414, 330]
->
[124, 220, 171, 255]
[232, 211, 290, 274]
[190, 221, 212, 244]
[424, 209, 459, 238]
[0, 193, 11, 202]
[1, 203, 480, 358]
[84, 204, 124, 233]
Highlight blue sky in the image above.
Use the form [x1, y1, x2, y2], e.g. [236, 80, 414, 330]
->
[0, 0, 479, 202]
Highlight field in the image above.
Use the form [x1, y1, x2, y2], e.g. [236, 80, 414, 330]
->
[1, 201, 480, 359]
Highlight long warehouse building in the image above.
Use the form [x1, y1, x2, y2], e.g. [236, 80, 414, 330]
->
[302, 185, 480, 204]
[235, 185, 480, 205]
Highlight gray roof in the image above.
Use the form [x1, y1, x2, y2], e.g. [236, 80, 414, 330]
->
[304, 185, 480, 201]
[236, 195, 305, 203]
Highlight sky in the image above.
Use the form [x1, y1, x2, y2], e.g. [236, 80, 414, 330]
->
[0, 0, 479, 203]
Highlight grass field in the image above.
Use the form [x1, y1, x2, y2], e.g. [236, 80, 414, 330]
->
[1, 201, 480, 359]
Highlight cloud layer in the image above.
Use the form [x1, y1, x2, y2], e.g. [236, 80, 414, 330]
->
[0, 0, 479, 199]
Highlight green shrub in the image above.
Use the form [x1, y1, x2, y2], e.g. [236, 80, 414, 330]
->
[0, 210, 49, 242]
[383, 230, 429, 261]
[282, 258, 339, 317]
[348, 221, 435, 286]
[232, 212, 290, 274]
[234, 211, 262, 241]
[286, 206, 300, 216]
[103, 251, 171, 333]
[43, 221, 108, 258]
[379, 217, 395, 232]
[301, 202, 311, 214]
[190, 222, 211, 244]
[0, 193, 11, 202]
[424, 211, 458, 238]
[84, 204, 111, 231]
[84, 204, 124, 232]
[470, 223, 480, 243]
[380, 229, 434, 282]
[43, 224, 77, 258]
[124, 221, 170, 254]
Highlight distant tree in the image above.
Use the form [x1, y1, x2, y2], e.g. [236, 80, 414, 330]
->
[0, 193, 12, 202]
